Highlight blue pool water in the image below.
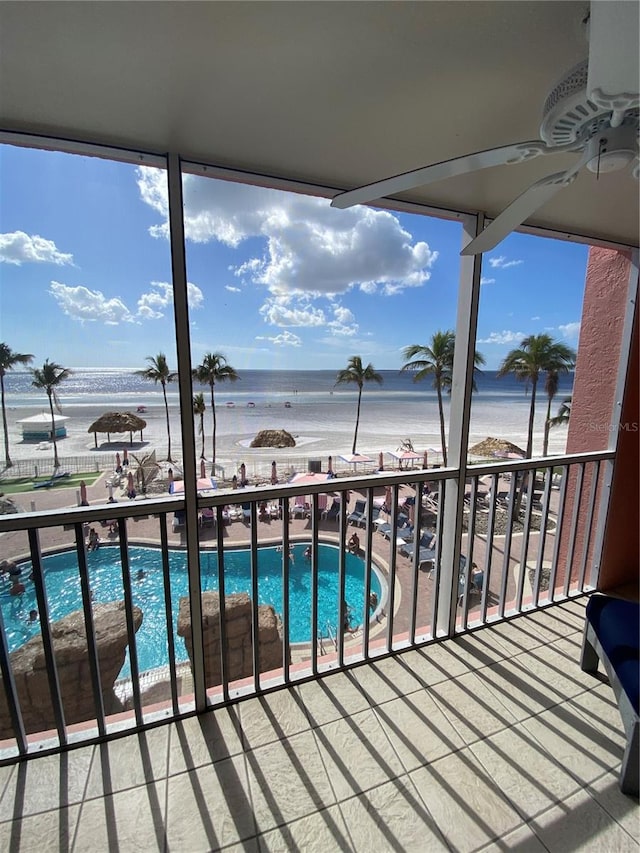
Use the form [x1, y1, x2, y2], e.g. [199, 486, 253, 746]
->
[1, 544, 383, 677]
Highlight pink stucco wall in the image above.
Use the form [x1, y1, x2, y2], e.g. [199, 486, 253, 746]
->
[557, 247, 636, 591]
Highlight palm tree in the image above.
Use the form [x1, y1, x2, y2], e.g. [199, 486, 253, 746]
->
[498, 334, 576, 458]
[335, 356, 383, 454]
[192, 352, 239, 466]
[401, 330, 485, 466]
[193, 392, 206, 459]
[548, 395, 572, 429]
[0, 343, 33, 468]
[136, 353, 178, 462]
[30, 359, 72, 469]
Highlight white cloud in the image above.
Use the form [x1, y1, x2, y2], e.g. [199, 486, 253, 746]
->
[488, 255, 523, 269]
[477, 330, 525, 345]
[137, 281, 203, 319]
[328, 304, 358, 336]
[137, 168, 438, 299]
[225, 285, 241, 293]
[255, 330, 301, 347]
[480, 277, 496, 285]
[558, 321, 581, 340]
[531, 315, 541, 321]
[49, 282, 136, 324]
[0, 231, 74, 266]
[259, 296, 326, 327]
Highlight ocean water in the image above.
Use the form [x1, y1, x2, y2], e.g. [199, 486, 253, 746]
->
[3, 368, 574, 462]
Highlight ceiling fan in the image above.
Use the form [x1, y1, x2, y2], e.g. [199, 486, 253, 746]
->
[331, 1, 639, 256]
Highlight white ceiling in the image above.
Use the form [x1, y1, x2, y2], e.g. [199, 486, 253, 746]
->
[1, 1, 638, 247]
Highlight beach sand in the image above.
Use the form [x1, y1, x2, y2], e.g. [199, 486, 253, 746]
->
[2, 393, 570, 483]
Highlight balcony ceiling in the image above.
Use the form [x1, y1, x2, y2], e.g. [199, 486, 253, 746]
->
[1, 1, 638, 247]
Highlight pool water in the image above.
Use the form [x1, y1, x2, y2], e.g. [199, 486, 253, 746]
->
[1, 544, 383, 677]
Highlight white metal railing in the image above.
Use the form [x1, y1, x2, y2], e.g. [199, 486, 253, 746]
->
[0, 451, 612, 761]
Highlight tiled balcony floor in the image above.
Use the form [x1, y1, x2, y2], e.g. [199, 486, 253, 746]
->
[1, 597, 638, 852]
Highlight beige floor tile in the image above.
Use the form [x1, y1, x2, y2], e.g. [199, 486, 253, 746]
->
[165, 757, 255, 851]
[519, 641, 598, 698]
[0, 804, 79, 852]
[0, 763, 15, 804]
[521, 703, 625, 787]
[478, 822, 548, 852]
[347, 656, 423, 704]
[389, 641, 472, 689]
[479, 656, 566, 722]
[340, 775, 448, 852]
[429, 671, 518, 745]
[295, 671, 370, 727]
[84, 726, 169, 798]
[569, 682, 628, 735]
[488, 616, 562, 651]
[530, 786, 639, 852]
[521, 603, 586, 636]
[167, 706, 244, 776]
[448, 629, 514, 668]
[258, 804, 351, 852]
[410, 749, 522, 852]
[373, 690, 463, 772]
[585, 771, 640, 842]
[239, 689, 310, 750]
[246, 730, 335, 834]
[0, 748, 93, 821]
[73, 780, 166, 852]
[313, 707, 404, 802]
[469, 722, 583, 818]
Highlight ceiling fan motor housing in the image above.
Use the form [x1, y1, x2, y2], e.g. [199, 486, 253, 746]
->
[540, 59, 638, 148]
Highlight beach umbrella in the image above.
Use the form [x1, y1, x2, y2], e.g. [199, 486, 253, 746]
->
[115, 452, 121, 471]
[127, 471, 135, 498]
[170, 477, 216, 494]
[327, 455, 333, 475]
[469, 437, 526, 458]
[388, 449, 423, 469]
[378, 451, 384, 471]
[168, 468, 174, 492]
[79, 480, 88, 507]
[289, 472, 331, 487]
[123, 448, 129, 466]
[271, 460, 278, 485]
[423, 450, 429, 469]
[200, 458, 206, 479]
[240, 462, 246, 485]
[87, 412, 146, 446]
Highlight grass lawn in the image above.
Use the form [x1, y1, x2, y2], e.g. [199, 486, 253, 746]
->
[0, 471, 103, 495]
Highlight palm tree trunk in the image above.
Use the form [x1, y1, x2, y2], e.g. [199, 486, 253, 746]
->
[1, 374, 11, 468]
[210, 382, 217, 465]
[436, 383, 447, 466]
[526, 378, 538, 458]
[200, 414, 205, 458]
[48, 393, 59, 469]
[162, 382, 173, 462]
[542, 395, 552, 457]
[352, 386, 362, 454]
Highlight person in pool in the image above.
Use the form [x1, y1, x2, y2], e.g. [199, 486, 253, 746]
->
[347, 532, 360, 553]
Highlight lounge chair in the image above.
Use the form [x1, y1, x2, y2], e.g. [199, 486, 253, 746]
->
[376, 515, 411, 540]
[400, 531, 436, 558]
[358, 505, 381, 528]
[200, 507, 215, 528]
[347, 500, 367, 525]
[292, 497, 309, 519]
[242, 502, 251, 522]
[324, 500, 340, 522]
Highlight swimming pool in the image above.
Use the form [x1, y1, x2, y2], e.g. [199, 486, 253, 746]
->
[1, 543, 384, 677]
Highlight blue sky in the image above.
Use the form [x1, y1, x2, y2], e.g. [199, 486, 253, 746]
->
[0, 144, 588, 371]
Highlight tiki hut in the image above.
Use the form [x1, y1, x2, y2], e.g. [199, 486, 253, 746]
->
[88, 412, 147, 447]
[468, 437, 526, 458]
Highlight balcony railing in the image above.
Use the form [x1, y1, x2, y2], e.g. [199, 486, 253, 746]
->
[0, 451, 612, 761]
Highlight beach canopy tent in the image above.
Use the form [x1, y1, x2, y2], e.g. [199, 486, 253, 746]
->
[289, 472, 331, 487]
[87, 412, 147, 447]
[468, 437, 526, 458]
[388, 449, 423, 468]
[169, 477, 216, 494]
[340, 453, 373, 466]
[18, 412, 69, 442]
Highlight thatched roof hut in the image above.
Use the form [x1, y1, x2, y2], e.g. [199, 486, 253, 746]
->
[88, 412, 147, 447]
[468, 437, 526, 458]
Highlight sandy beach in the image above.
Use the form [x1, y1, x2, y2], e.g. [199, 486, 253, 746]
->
[2, 390, 569, 484]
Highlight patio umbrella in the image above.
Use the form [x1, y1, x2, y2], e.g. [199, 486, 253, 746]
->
[79, 480, 88, 506]
[127, 471, 135, 498]
[378, 451, 384, 471]
[115, 452, 121, 471]
[168, 468, 174, 492]
[200, 458, 206, 479]
[123, 448, 129, 466]
[271, 460, 278, 485]
[327, 455, 333, 475]
[240, 462, 246, 485]
[423, 450, 429, 468]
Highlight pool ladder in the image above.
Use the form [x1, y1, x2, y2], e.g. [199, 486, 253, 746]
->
[317, 621, 338, 656]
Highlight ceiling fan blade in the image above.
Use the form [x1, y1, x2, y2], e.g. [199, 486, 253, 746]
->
[330, 141, 553, 209]
[460, 172, 574, 256]
[587, 1, 640, 123]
